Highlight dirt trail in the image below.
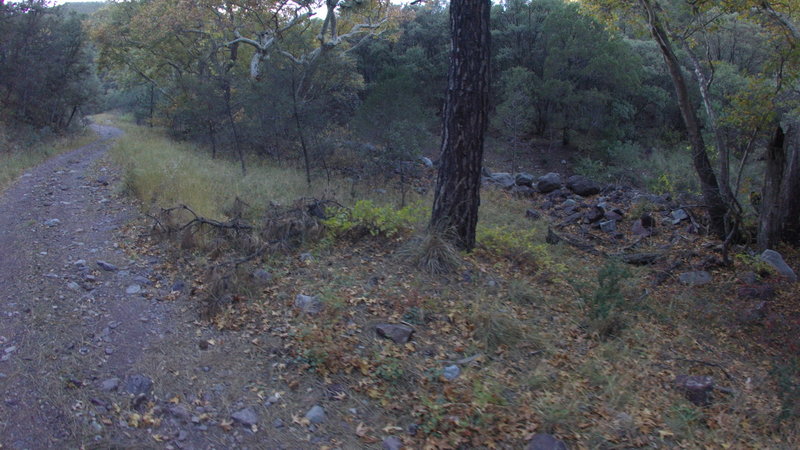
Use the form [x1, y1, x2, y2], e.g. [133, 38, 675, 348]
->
[0, 126, 353, 449]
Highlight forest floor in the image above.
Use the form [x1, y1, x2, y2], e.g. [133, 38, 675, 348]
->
[1, 121, 799, 449]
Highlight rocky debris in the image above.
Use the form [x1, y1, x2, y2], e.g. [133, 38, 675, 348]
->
[96, 260, 117, 271]
[294, 294, 323, 315]
[515, 172, 535, 187]
[273, 418, 285, 428]
[537, 173, 562, 193]
[251, 269, 272, 285]
[305, 405, 326, 424]
[231, 407, 259, 426]
[675, 375, 714, 406]
[123, 374, 153, 396]
[383, 436, 404, 450]
[44, 218, 61, 227]
[442, 365, 461, 381]
[600, 220, 617, 233]
[737, 284, 775, 300]
[99, 378, 120, 392]
[566, 175, 601, 196]
[300, 252, 314, 263]
[679, 271, 712, 286]
[760, 249, 797, 282]
[375, 323, 414, 344]
[561, 199, 577, 210]
[586, 206, 604, 223]
[527, 433, 568, 450]
[671, 209, 689, 224]
[125, 284, 142, 295]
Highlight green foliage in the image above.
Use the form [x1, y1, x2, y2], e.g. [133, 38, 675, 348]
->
[0, 1, 99, 131]
[589, 260, 630, 321]
[323, 200, 425, 239]
[476, 226, 565, 272]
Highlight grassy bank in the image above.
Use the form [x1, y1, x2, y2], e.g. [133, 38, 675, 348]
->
[107, 120, 347, 220]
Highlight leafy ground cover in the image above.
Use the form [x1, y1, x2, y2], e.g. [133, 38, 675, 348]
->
[111, 117, 799, 448]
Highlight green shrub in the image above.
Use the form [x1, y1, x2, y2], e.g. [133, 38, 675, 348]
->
[586, 259, 632, 338]
[476, 226, 566, 272]
[323, 199, 425, 239]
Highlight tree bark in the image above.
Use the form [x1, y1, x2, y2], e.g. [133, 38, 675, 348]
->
[429, 0, 491, 251]
[779, 125, 800, 243]
[639, 0, 727, 237]
[758, 126, 786, 249]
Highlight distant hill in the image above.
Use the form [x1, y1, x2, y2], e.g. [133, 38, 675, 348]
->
[59, 1, 106, 16]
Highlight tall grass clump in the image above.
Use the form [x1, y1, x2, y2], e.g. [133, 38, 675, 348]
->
[110, 126, 344, 220]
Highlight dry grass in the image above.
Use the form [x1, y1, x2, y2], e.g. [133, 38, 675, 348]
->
[400, 230, 462, 274]
[106, 120, 347, 221]
[0, 125, 95, 193]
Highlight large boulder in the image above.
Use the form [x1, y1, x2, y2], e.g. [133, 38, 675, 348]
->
[566, 175, 601, 196]
[537, 173, 562, 193]
[760, 249, 797, 282]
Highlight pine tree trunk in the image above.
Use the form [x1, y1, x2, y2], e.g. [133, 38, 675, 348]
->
[758, 126, 786, 249]
[779, 125, 800, 243]
[429, 0, 491, 251]
[639, 0, 727, 237]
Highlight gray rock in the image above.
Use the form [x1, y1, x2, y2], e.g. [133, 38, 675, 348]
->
[679, 271, 712, 286]
[566, 175, 601, 196]
[273, 418, 284, 428]
[515, 172, 535, 187]
[170, 279, 186, 293]
[96, 260, 117, 272]
[44, 218, 61, 227]
[305, 405, 326, 424]
[489, 172, 516, 189]
[442, 365, 460, 381]
[420, 156, 433, 168]
[760, 249, 797, 282]
[124, 374, 153, 396]
[252, 269, 272, 285]
[561, 199, 577, 209]
[671, 209, 689, 224]
[675, 375, 714, 406]
[525, 209, 541, 220]
[125, 284, 142, 295]
[527, 433, 568, 450]
[537, 173, 562, 193]
[599, 220, 616, 233]
[300, 252, 314, 263]
[132, 275, 152, 286]
[66, 281, 80, 290]
[511, 185, 537, 198]
[295, 294, 323, 315]
[100, 378, 120, 392]
[383, 436, 404, 450]
[231, 407, 259, 426]
[586, 205, 604, 223]
[375, 323, 414, 344]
